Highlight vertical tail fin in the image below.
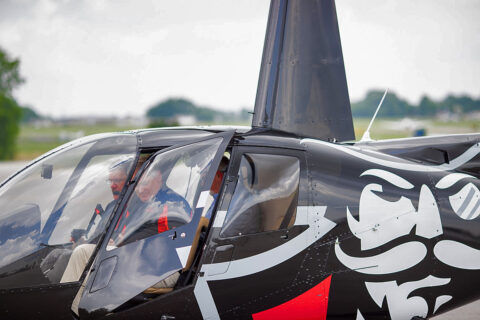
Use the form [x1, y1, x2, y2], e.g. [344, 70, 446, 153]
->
[252, 0, 355, 142]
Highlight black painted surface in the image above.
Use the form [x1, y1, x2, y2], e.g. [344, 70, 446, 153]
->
[253, 0, 354, 142]
[108, 286, 202, 320]
[0, 0, 479, 316]
[0, 284, 79, 319]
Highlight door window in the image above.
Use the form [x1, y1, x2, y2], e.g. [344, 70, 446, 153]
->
[110, 138, 222, 247]
[220, 153, 300, 238]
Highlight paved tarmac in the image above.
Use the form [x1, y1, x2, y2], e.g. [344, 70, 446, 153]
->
[431, 301, 479, 319]
[0, 161, 478, 318]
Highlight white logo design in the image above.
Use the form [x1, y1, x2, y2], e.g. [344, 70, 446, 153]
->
[336, 169, 480, 319]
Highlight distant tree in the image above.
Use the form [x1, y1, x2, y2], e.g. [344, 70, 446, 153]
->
[352, 90, 414, 118]
[146, 98, 216, 122]
[440, 95, 480, 114]
[147, 98, 197, 118]
[239, 108, 254, 122]
[352, 90, 480, 119]
[0, 47, 24, 160]
[21, 106, 41, 123]
[0, 94, 22, 159]
[417, 95, 437, 117]
[194, 106, 216, 122]
[0, 47, 24, 96]
[146, 97, 268, 125]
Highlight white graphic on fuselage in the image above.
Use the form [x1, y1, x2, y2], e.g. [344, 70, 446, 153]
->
[335, 168, 480, 318]
[335, 239, 427, 274]
[435, 172, 476, 189]
[435, 172, 480, 220]
[355, 309, 365, 320]
[346, 169, 442, 250]
[365, 276, 450, 320]
[300, 139, 480, 318]
[434, 240, 480, 270]
[448, 183, 480, 220]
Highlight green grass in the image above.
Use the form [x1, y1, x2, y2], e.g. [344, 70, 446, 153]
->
[15, 141, 62, 160]
[19, 124, 140, 137]
[15, 124, 139, 160]
[353, 118, 479, 140]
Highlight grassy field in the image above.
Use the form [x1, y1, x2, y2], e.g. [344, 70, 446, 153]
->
[13, 119, 479, 161]
[353, 118, 479, 140]
[15, 124, 139, 160]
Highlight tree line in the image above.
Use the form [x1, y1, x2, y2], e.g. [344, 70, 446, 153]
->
[146, 98, 252, 127]
[0, 47, 24, 160]
[352, 90, 480, 118]
[0, 47, 43, 160]
[1, 44, 478, 161]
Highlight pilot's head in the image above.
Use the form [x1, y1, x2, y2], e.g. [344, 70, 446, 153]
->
[108, 159, 131, 200]
[137, 169, 163, 202]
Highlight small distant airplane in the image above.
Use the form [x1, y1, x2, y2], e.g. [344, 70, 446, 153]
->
[0, 1, 479, 319]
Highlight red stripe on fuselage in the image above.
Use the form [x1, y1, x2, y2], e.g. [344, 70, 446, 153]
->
[252, 275, 332, 320]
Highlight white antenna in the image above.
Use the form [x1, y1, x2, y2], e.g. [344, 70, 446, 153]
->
[360, 88, 389, 142]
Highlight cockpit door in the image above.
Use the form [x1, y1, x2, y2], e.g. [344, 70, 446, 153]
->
[78, 131, 234, 317]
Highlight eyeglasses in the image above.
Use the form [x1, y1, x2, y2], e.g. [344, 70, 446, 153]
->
[106, 178, 124, 185]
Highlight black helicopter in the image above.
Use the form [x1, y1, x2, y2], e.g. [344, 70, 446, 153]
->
[1, 1, 479, 319]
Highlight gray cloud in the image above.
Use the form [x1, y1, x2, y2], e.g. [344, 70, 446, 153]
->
[0, 0, 478, 117]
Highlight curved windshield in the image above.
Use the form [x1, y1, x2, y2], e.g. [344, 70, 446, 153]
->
[0, 133, 136, 288]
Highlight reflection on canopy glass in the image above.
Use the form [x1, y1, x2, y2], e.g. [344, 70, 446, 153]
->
[221, 153, 299, 238]
[110, 138, 222, 248]
[0, 134, 136, 287]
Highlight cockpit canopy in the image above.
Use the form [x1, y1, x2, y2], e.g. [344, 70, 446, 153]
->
[0, 133, 137, 285]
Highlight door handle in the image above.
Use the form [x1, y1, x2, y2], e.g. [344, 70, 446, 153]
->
[168, 231, 177, 240]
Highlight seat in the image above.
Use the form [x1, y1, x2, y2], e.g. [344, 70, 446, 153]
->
[182, 216, 209, 272]
[143, 287, 173, 294]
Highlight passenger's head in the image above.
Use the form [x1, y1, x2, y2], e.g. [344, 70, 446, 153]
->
[136, 169, 163, 202]
[108, 159, 131, 200]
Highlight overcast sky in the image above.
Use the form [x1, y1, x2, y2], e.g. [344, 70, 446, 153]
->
[0, 0, 478, 118]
